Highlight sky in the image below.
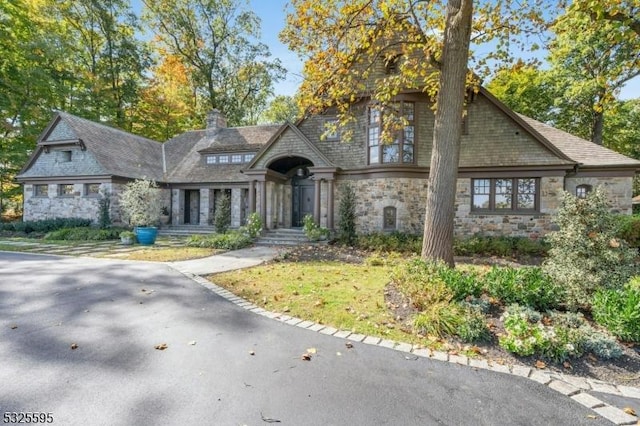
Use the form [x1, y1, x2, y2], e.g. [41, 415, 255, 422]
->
[133, 0, 638, 100]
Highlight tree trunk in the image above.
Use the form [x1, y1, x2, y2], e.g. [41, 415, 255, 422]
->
[591, 109, 604, 145]
[421, 0, 473, 266]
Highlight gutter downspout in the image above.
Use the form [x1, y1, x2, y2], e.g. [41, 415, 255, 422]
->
[563, 163, 581, 191]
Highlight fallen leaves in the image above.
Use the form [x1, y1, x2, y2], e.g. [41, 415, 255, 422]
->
[301, 353, 312, 361]
[535, 360, 547, 369]
[188, 340, 197, 346]
[260, 412, 281, 423]
[10, 324, 17, 330]
[154, 343, 168, 350]
[249, 350, 256, 356]
[70, 343, 78, 350]
[623, 407, 636, 416]
[345, 341, 353, 349]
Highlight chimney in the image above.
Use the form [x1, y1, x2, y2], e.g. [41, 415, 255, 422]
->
[206, 109, 227, 132]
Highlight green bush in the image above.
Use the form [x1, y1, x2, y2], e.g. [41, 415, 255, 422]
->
[0, 218, 92, 234]
[592, 279, 640, 342]
[437, 265, 483, 301]
[413, 302, 464, 338]
[302, 214, 330, 241]
[542, 188, 638, 310]
[187, 231, 252, 250]
[391, 259, 454, 311]
[357, 232, 421, 253]
[483, 266, 565, 311]
[242, 212, 263, 238]
[44, 227, 123, 241]
[454, 235, 548, 257]
[456, 308, 491, 342]
[499, 305, 623, 362]
[213, 192, 231, 233]
[337, 184, 357, 246]
[614, 214, 640, 248]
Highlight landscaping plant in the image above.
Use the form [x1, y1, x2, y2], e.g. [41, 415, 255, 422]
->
[119, 179, 163, 227]
[337, 183, 357, 245]
[592, 277, 640, 342]
[213, 192, 231, 233]
[483, 266, 565, 311]
[302, 214, 329, 241]
[542, 188, 638, 310]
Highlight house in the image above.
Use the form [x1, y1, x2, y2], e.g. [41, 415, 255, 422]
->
[16, 88, 640, 239]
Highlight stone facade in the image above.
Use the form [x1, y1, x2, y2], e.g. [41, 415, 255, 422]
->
[565, 176, 633, 214]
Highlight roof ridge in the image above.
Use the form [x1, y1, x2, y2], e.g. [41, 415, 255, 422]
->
[57, 111, 161, 144]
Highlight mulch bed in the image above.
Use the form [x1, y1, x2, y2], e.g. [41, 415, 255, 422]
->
[277, 244, 640, 387]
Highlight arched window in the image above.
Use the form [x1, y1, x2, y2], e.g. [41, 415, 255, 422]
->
[383, 206, 397, 230]
[576, 184, 592, 199]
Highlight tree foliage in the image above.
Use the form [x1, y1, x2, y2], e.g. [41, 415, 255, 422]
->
[142, 0, 285, 126]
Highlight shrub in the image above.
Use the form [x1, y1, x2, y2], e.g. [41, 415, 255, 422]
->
[454, 235, 548, 257]
[213, 192, 231, 233]
[357, 232, 421, 253]
[119, 179, 163, 227]
[187, 230, 252, 250]
[614, 214, 640, 248]
[302, 214, 329, 241]
[391, 259, 454, 310]
[44, 227, 123, 241]
[592, 278, 640, 342]
[0, 218, 92, 234]
[97, 191, 111, 229]
[542, 188, 638, 310]
[242, 212, 263, 238]
[437, 265, 483, 301]
[413, 301, 465, 338]
[483, 266, 565, 311]
[456, 308, 491, 342]
[338, 184, 357, 246]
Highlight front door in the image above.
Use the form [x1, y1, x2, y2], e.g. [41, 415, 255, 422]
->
[292, 176, 314, 227]
[184, 190, 200, 225]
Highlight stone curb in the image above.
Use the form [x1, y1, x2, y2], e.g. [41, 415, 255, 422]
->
[179, 270, 640, 426]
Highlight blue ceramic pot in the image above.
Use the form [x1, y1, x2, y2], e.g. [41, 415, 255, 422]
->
[135, 226, 158, 245]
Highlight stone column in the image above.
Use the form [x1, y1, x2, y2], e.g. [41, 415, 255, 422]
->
[248, 180, 256, 213]
[199, 188, 209, 225]
[231, 188, 241, 228]
[314, 178, 321, 224]
[259, 181, 267, 228]
[327, 178, 335, 230]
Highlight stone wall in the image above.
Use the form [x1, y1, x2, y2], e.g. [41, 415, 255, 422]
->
[565, 176, 633, 214]
[338, 176, 569, 238]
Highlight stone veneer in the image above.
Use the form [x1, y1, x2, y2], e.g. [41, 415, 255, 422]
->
[335, 175, 634, 239]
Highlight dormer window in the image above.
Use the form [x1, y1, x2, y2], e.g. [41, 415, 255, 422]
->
[385, 54, 402, 74]
[59, 150, 72, 162]
[206, 155, 217, 164]
[205, 153, 256, 165]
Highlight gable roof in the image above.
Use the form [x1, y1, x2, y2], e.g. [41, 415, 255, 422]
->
[164, 124, 280, 183]
[245, 121, 335, 170]
[517, 114, 640, 169]
[19, 111, 164, 181]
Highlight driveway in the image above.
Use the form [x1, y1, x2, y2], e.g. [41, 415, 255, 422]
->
[0, 252, 612, 425]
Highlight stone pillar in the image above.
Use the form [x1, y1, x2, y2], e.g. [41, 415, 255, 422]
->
[327, 178, 335, 230]
[199, 188, 209, 225]
[259, 181, 267, 228]
[314, 178, 321, 224]
[231, 188, 241, 228]
[248, 180, 256, 213]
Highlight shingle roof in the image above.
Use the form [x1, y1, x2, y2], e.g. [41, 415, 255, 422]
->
[164, 124, 280, 183]
[51, 112, 165, 180]
[517, 114, 640, 168]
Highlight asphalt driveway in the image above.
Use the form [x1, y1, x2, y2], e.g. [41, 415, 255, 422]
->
[0, 252, 612, 425]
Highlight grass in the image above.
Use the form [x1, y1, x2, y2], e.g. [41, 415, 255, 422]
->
[113, 247, 219, 262]
[208, 260, 437, 346]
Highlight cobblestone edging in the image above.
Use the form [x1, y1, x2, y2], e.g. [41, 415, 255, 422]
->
[177, 271, 639, 426]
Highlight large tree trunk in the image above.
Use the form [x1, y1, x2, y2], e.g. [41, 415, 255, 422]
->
[421, 0, 473, 266]
[592, 109, 604, 145]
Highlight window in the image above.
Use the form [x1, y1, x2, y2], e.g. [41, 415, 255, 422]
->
[34, 184, 48, 197]
[367, 102, 414, 165]
[471, 178, 538, 212]
[383, 206, 397, 230]
[231, 154, 242, 164]
[218, 155, 229, 164]
[576, 184, 592, 199]
[85, 183, 100, 196]
[385, 54, 401, 74]
[323, 119, 340, 141]
[243, 153, 255, 163]
[59, 184, 75, 196]
[206, 155, 217, 164]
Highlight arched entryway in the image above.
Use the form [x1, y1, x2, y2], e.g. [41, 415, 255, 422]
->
[268, 156, 315, 228]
